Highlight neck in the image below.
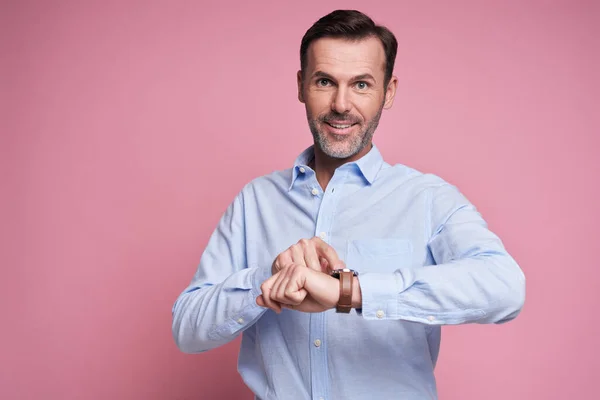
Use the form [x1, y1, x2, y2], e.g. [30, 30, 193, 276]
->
[310, 143, 372, 190]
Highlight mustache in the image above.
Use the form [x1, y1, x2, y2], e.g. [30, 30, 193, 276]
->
[319, 113, 361, 124]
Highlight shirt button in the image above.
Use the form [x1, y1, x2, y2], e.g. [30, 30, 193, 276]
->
[313, 339, 321, 347]
[319, 232, 327, 240]
[427, 316, 435, 322]
[237, 318, 244, 324]
[299, 167, 306, 173]
[376, 310, 385, 319]
[311, 188, 319, 196]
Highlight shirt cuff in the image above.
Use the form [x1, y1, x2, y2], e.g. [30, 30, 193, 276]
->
[358, 272, 402, 320]
[251, 264, 272, 300]
[209, 266, 272, 340]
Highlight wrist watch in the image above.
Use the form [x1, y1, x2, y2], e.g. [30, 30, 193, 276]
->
[330, 268, 358, 313]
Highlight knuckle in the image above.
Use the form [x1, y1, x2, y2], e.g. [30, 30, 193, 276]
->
[284, 292, 299, 303]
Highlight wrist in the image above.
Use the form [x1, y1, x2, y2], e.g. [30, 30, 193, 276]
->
[351, 276, 362, 309]
[330, 269, 362, 312]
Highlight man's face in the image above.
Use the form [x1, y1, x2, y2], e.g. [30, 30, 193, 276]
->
[298, 36, 398, 161]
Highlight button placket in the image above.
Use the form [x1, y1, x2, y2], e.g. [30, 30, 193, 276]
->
[309, 170, 347, 400]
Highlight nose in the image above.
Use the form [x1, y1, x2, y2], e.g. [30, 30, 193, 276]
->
[331, 87, 351, 114]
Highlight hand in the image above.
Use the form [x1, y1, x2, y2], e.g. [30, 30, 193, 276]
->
[272, 237, 343, 275]
[257, 264, 339, 313]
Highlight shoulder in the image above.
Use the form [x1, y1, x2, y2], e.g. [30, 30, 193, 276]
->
[378, 162, 473, 214]
[237, 167, 294, 200]
[378, 162, 453, 191]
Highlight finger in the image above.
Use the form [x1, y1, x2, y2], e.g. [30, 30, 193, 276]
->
[313, 237, 343, 270]
[257, 294, 283, 310]
[260, 276, 281, 313]
[291, 244, 306, 266]
[303, 243, 322, 272]
[284, 284, 308, 305]
[319, 257, 329, 272]
[269, 268, 291, 307]
[281, 288, 308, 308]
[277, 265, 303, 304]
[282, 266, 310, 305]
[274, 271, 291, 304]
[269, 268, 283, 296]
[273, 252, 293, 275]
[259, 279, 277, 311]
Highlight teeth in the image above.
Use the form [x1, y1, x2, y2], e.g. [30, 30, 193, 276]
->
[330, 124, 351, 129]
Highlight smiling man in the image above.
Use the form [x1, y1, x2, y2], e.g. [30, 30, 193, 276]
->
[172, 10, 526, 400]
[302, 36, 393, 162]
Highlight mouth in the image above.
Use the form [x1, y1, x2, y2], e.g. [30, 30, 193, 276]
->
[326, 122, 355, 129]
[324, 121, 358, 135]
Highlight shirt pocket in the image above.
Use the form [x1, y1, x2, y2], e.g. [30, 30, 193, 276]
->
[346, 238, 413, 274]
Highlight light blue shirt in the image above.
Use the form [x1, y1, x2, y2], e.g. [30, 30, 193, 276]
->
[172, 144, 525, 400]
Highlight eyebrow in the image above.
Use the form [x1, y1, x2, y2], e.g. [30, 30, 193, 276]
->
[353, 73, 376, 82]
[312, 71, 377, 83]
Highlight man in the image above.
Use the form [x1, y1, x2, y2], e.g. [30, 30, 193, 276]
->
[172, 9, 525, 400]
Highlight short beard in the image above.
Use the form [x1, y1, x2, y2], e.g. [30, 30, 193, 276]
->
[308, 104, 383, 159]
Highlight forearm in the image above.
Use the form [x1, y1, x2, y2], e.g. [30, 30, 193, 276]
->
[172, 266, 270, 354]
[351, 182, 526, 324]
[357, 253, 525, 324]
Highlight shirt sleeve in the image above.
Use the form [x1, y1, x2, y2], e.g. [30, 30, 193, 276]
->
[171, 191, 271, 353]
[357, 183, 526, 325]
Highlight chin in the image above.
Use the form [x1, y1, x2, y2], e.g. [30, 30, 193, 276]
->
[322, 146, 360, 160]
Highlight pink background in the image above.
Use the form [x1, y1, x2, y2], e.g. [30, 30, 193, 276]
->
[2, 0, 598, 399]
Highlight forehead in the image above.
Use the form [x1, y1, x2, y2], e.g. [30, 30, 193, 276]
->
[305, 36, 386, 79]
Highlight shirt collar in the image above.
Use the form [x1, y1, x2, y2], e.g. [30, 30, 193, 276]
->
[288, 144, 384, 191]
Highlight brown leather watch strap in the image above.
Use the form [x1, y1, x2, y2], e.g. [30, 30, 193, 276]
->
[336, 270, 353, 313]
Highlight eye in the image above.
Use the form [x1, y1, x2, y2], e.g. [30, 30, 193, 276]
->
[316, 78, 331, 87]
[355, 81, 369, 90]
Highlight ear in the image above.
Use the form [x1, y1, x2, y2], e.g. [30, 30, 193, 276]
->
[383, 75, 398, 110]
[297, 70, 305, 103]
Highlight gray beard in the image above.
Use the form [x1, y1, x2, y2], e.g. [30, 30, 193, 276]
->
[308, 105, 383, 159]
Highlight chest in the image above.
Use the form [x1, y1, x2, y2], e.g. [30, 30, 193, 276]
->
[244, 181, 434, 274]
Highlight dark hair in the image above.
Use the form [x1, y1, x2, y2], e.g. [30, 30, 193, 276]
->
[300, 10, 398, 85]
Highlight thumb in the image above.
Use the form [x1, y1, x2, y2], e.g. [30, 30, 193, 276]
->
[319, 257, 329, 272]
[329, 259, 346, 272]
[320, 258, 346, 272]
